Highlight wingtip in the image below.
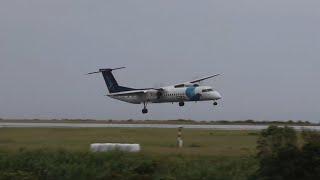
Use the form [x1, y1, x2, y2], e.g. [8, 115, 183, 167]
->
[86, 71, 100, 75]
[112, 67, 126, 71]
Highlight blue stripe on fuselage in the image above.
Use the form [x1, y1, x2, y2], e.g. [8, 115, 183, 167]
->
[186, 87, 200, 101]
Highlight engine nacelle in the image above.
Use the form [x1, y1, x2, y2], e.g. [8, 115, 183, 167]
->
[156, 88, 165, 99]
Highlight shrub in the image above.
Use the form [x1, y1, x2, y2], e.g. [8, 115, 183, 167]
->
[301, 130, 320, 144]
[253, 126, 320, 180]
[0, 170, 37, 180]
[0, 149, 257, 180]
[256, 125, 297, 158]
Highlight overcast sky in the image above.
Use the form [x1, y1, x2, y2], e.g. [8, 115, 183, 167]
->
[0, 0, 319, 121]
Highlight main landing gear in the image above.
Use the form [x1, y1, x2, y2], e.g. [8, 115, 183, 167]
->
[179, 102, 185, 107]
[213, 101, 218, 106]
[142, 102, 148, 114]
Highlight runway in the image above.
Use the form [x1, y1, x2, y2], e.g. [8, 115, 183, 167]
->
[1, 122, 320, 131]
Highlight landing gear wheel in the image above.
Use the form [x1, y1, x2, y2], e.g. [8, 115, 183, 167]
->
[142, 108, 148, 114]
[179, 102, 185, 107]
[213, 102, 218, 106]
[142, 102, 148, 114]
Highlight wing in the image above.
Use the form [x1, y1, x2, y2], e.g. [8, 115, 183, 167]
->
[173, 74, 221, 87]
[189, 74, 221, 83]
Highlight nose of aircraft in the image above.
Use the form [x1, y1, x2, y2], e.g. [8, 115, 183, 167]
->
[212, 91, 222, 100]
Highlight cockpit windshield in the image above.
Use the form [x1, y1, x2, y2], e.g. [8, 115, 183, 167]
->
[202, 89, 213, 92]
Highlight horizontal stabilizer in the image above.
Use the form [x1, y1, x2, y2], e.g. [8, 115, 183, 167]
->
[87, 67, 126, 75]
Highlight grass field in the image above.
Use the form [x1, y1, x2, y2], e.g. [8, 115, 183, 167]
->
[1, 126, 316, 179]
[0, 128, 258, 157]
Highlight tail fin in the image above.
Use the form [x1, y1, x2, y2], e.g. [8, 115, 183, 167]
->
[88, 67, 136, 93]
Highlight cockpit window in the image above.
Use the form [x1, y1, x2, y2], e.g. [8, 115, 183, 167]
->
[202, 89, 213, 92]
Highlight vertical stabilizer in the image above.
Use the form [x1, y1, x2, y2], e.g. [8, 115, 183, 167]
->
[88, 67, 136, 93]
[101, 69, 119, 93]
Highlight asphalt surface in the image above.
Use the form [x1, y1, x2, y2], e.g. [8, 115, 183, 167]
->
[1, 123, 320, 131]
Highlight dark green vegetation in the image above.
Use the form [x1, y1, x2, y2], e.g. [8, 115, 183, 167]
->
[0, 128, 258, 180]
[253, 126, 320, 180]
[0, 150, 257, 180]
[0, 127, 319, 180]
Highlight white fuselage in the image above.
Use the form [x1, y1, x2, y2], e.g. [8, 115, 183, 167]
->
[107, 86, 222, 104]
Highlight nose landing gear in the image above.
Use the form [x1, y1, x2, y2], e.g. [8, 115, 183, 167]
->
[142, 108, 148, 114]
[179, 102, 185, 107]
[213, 101, 218, 106]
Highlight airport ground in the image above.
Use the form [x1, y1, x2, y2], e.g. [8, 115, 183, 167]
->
[0, 127, 260, 179]
[1, 127, 318, 180]
[0, 128, 258, 156]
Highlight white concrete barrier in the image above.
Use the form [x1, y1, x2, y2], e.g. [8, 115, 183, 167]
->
[90, 143, 141, 152]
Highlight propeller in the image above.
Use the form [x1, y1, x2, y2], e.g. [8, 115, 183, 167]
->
[156, 88, 165, 99]
[152, 82, 166, 99]
[153, 82, 165, 89]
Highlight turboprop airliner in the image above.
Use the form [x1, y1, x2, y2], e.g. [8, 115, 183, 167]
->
[88, 67, 222, 114]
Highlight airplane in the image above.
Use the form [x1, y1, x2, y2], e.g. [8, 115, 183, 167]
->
[88, 67, 222, 114]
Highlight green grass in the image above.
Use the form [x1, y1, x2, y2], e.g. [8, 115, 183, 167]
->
[0, 150, 259, 180]
[0, 128, 260, 179]
[0, 127, 316, 179]
[0, 128, 258, 157]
